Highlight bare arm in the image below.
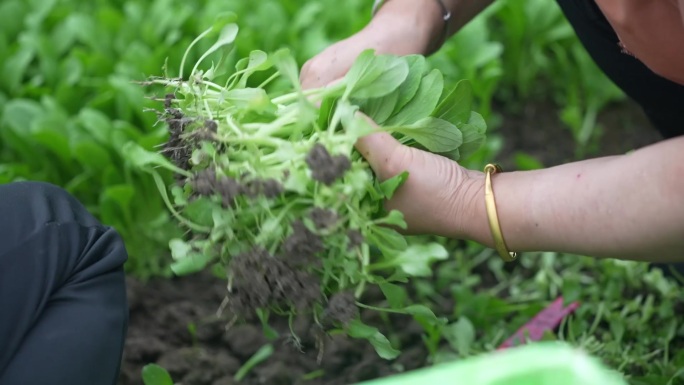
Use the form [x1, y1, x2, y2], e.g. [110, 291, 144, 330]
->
[300, 0, 495, 88]
[461, 136, 684, 262]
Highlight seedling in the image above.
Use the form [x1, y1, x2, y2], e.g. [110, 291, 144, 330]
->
[130, 17, 487, 358]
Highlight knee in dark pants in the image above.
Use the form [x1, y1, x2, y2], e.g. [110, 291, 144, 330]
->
[0, 182, 129, 385]
[0, 180, 129, 282]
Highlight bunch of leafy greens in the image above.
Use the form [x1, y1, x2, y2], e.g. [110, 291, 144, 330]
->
[128, 18, 486, 358]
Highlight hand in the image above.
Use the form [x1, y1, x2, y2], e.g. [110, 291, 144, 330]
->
[355, 123, 684, 263]
[300, 1, 440, 90]
[355, 117, 483, 239]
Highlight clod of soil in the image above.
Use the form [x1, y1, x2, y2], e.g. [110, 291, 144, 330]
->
[190, 168, 219, 197]
[305, 143, 351, 185]
[239, 177, 284, 199]
[228, 247, 321, 318]
[322, 292, 359, 327]
[309, 207, 339, 229]
[346, 229, 364, 250]
[204, 119, 218, 132]
[189, 168, 284, 205]
[279, 220, 324, 266]
[162, 115, 194, 171]
[223, 324, 269, 360]
[164, 93, 175, 109]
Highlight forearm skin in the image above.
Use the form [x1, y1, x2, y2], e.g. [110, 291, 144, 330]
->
[460, 136, 684, 263]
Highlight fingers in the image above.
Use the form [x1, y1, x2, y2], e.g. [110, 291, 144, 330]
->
[300, 34, 371, 90]
[354, 116, 406, 181]
[300, 46, 352, 90]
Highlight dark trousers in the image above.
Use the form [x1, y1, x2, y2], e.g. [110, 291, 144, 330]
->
[0, 182, 128, 385]
[555, 0, 684, 277]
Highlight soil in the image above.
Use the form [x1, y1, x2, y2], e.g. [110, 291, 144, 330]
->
[118, 99, 666, 385]
[494, 98, 661, 170]
[306, 143, 352, 186]
[119, 272, 427, 385]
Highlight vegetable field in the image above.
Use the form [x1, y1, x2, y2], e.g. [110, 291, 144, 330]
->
[1, 1, 681, 385]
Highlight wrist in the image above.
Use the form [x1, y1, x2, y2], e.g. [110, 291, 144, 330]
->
[453, 170, 492, 245]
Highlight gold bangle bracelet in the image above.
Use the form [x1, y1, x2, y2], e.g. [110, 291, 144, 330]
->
[484, 164, 518, 262]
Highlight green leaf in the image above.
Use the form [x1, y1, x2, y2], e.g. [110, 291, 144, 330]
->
[393, 55, 427, 113]
[121, 142, 191, 176]
[77, 108, 113, 144]
[366, 181, 385, 202]
[433, 79, 472, 125]
[170, 252, 212, 276]
[457, 111, 487, 159]
[394, 243, 449, 277]
[237, 50, 272, 87]
[374, 210, 407, 229]
[102, 185, 135, 213]
[3, 48, 35, 93]
[393, 117, 463, 153]
[0, 1, 27, 37]
[2, 99, 43, 134]
[367, 226, 408, 255]
[444, 317, 476, 356]
[317, 96, 337, 129]
[168, 239, 214, 275]
[30, 126, 71, 164]
[234, 57, 249, 72]
[222, 88, 275, 113]
[347, 319, 400, 360]
[402, 304, 441, 321]
[191, 23, 239, 76]
[439, 148, 461, 162]
[337, 99, 376, 140]
[609, 317, 625, 343]
[385, 69, 443, 126]
[356, 88, 399, 125]
[272, 48, 300, 88]
[562, 278, 582, 305]
[169, 239, 192, 261]
[234, 344, 275, 381]
[73, 141, 112, 171]
[255, 309, 280, 340]
[379, 171, 408, 199]
[141, 364, 174, 385]
[343, 50, 409, 100]
[183, 199, 219, 228]
[379, 282, 408, 308]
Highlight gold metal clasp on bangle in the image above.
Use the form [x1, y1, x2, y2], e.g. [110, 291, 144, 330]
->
[484, 163, 518, 262]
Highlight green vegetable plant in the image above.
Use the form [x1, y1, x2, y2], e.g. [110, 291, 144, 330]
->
[130, 18, 487, 358]
[0, 0, 372, 279]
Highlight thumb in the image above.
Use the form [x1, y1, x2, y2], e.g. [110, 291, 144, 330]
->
[354, 118, 406, 181]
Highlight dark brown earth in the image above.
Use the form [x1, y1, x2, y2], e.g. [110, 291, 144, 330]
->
[495, 99, 661, 170]
[305, 143, 352, 186]
[118, 99, 665, 385]
[227, 246, 321, 318]
[119, 271, 427, 385]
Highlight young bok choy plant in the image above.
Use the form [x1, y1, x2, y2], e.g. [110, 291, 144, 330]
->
[127, 17, 487, 358]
